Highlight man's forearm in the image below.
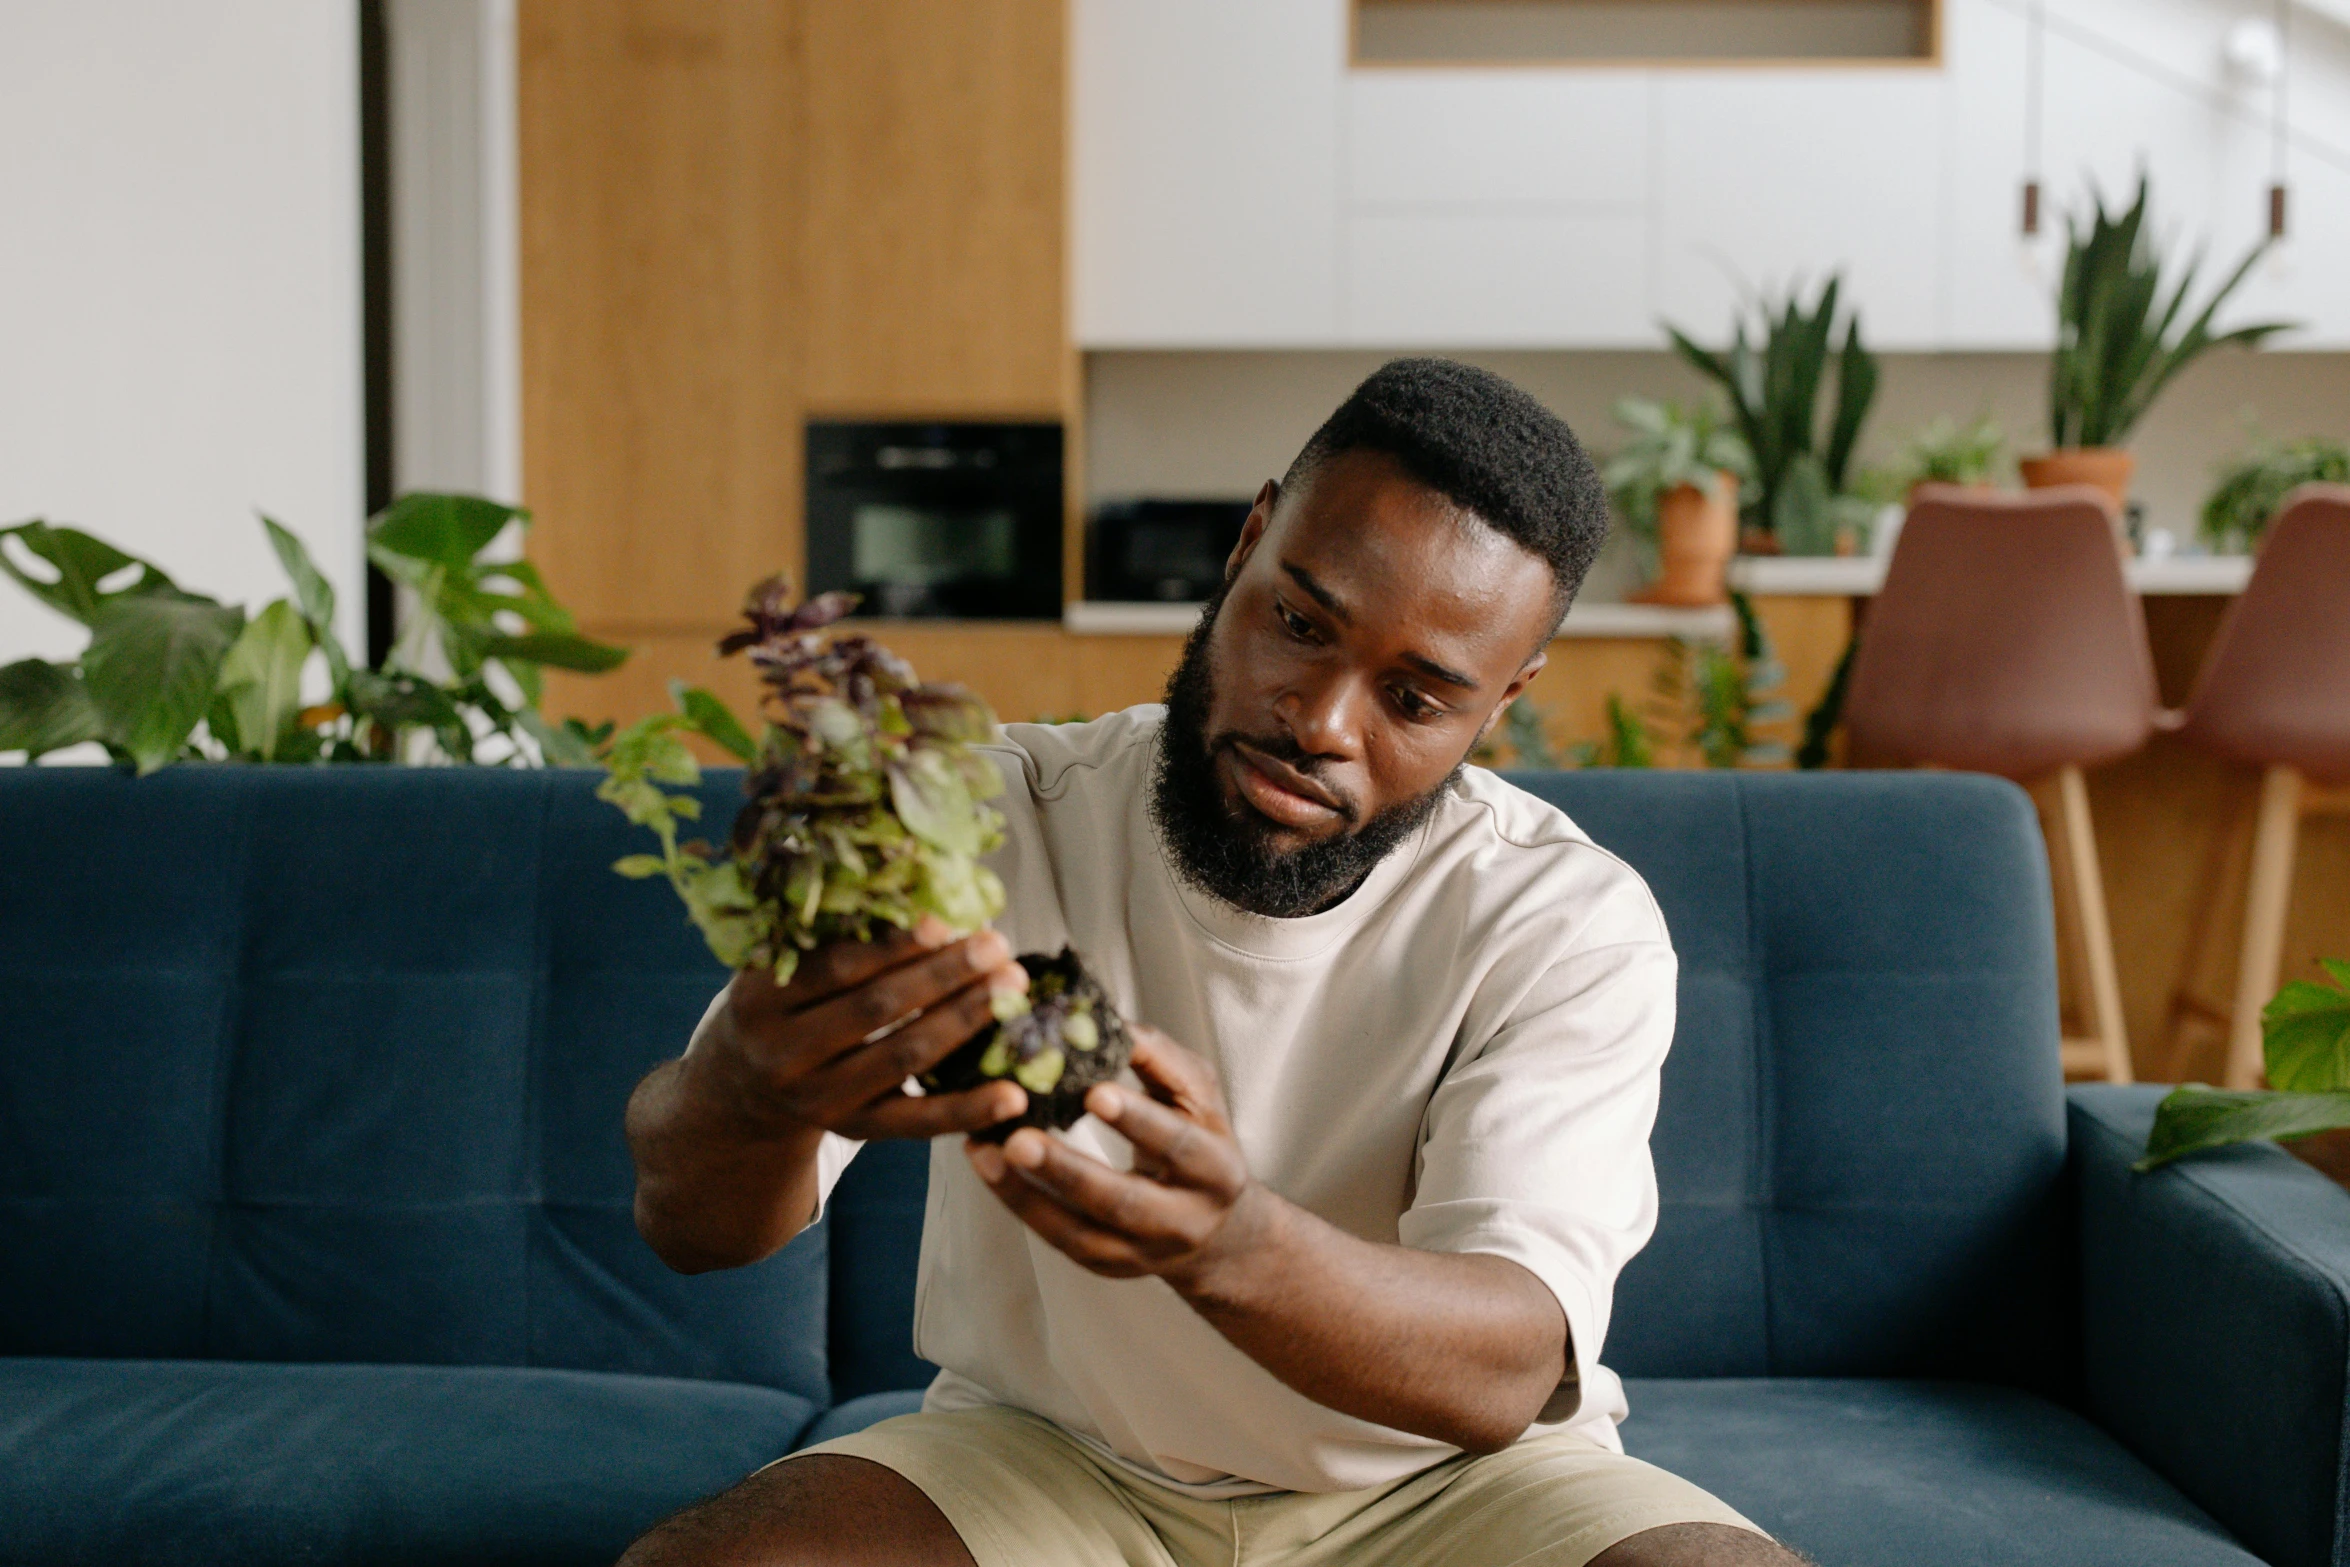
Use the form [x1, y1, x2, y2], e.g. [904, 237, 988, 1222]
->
[626, 1053, 825, 1274]
[1170, 1188, 1568, 1454]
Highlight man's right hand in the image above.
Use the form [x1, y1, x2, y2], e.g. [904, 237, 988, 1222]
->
[627, 917, 1030, 1273]
[698, 917, 1033, 1142]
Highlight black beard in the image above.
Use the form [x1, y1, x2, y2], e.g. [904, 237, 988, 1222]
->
[1149, 585, 1457, 919]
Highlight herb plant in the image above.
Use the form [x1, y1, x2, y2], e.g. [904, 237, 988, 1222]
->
[0, 494, 624, 772]
[2050, 178, 2292, 450]
[1602, 397, 1753, 549]
[2140, 961, 2350, 1169]
[2200, 434, 2350, 549]
[1895, 414, 2007, 489]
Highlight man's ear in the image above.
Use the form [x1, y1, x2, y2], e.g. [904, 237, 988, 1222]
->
[1225, 480, 1279, 582]
[1470, 652, 1549, 751]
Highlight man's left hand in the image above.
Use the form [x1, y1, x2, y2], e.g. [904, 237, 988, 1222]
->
[964, 1027, 1276, 1294]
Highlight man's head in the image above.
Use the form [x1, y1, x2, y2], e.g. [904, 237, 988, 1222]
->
[1151, 358, 1609, 918]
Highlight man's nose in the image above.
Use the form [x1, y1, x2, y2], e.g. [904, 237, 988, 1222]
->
[1274, 669, 1369, 764]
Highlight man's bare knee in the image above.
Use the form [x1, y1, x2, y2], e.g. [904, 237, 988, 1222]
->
[1589, 1521, 1811, 1567]
[618, 1453, 976, 1567]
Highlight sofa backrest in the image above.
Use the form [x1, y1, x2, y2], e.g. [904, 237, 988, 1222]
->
[0, 767, 829, 1407]
[1511, 771, 2073, 1390]
[0, 765, 2072, 1403]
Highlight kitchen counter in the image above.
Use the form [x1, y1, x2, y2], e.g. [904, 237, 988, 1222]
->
[1729, 554, 2254, 597]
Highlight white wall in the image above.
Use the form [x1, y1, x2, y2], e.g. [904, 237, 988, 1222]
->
[1075, 0, 2350, 350]
[0, 2, 364, 665]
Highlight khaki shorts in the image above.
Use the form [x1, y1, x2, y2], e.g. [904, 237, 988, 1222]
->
[795, 1404, 1764, 1567]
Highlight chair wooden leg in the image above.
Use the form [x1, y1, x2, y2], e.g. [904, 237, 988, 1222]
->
[2056, 765, 2132, 1084]
[2225, 765, 2303, 1090]
[2161, 782, 2254, 1083]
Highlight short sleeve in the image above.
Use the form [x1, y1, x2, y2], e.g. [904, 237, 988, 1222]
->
[681, 986, 864, 1219]
[1395, 936, 1676, 1427]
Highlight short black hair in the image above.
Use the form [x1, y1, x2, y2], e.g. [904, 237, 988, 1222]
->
[1280, 357, 1608, 627]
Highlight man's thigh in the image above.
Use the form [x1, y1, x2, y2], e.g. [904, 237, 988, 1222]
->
[1281, 1431, 1778, 1567]
[618, 1453, 976, 1567]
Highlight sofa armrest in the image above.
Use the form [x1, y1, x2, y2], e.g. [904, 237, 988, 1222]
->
[2072, 1084, 2350, 1567]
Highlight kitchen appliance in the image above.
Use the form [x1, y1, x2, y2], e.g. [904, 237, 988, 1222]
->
[1086, 498, 1253, 602]
[805, 421, 1063, 619]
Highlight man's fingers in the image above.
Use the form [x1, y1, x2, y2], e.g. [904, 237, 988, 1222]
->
[1127, 1027, 1229, 1122]
[793, 932, 1025, 1066]
[997, 1129, 1204, 1247]
[966, 1141, 1152, 1276]
[779, 917, 957, 1004]
[844, 1080, 1027, 1141]
[1080, 1085, 1240, 1195]
[804, 970, 1021, 1109]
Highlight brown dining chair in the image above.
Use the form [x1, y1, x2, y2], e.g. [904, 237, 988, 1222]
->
[2164, 485, 2350, 1088]
[1844, 484, 2160, 1083]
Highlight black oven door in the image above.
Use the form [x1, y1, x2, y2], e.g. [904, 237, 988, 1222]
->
[805, 422, 1062, 620]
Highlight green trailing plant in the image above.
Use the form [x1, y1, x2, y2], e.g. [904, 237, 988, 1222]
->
[0, 494, 625, 773]
[1796, 637, 1858, 771]
[600, 577, 1133, 1127]
[2201, 433, 2350, 549]
[2139, 960, 2350, 1170]
[1651, 591, 1791, 769]
[1570, 694, 1656, 770]
[1667, 275, 1879, 554]
[2049, 178, 2293, 450]
[1601, 397, 1753, 552]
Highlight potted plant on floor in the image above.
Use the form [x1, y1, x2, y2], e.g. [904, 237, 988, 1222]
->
[2200, 432, 2350, 552]
[1603, 397, 1752, 605]
[2026, 178, 2294, 510]
[1666, 274, 1879, 557]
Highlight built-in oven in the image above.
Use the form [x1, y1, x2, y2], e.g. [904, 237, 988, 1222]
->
[1086, 498, 1253, 602]
[805, 421, 1063, 619]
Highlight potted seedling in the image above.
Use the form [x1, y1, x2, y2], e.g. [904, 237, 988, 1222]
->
[596, 575, 1131, 1138]
[2027, 178, 2293, 510]
[1894, 414, 2006, 501]
[1604, 397, 1752, 606]
[2201, 433, 2350, 553]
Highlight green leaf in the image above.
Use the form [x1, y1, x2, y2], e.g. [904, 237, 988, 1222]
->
[669, 681, 756, 761]
[368, 492, 524, 570]
[889, 747, 981, 856]
[260, 515, 336, 632]
[613, 854, 669, 879]
[0, 521, 180, 626]
[477, 630, 629, 673]
[79, 593, 245, 773]
[214, 600, 314, 760]
[0, 658, 105, 758]
[2137, 1084, 2350, 1170]
[2264, 963, 2350, 1092]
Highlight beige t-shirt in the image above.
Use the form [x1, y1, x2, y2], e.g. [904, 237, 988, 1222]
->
[697, 705, 1676, 1495]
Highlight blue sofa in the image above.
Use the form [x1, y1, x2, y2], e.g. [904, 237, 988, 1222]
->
[1, 766, 2343, 1566]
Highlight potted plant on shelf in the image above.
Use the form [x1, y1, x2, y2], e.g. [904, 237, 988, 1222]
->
[1667, 274, 1879, 557]
[2201, 432, 2350, 552]
[2027, 177, 2294, 510]
[1894, 413, 2006, 500]
[1603, 396, 1753, 605]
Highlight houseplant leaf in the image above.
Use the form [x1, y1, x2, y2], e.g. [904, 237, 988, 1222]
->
[2264, 960, 2350, 1093]
[0, 657, 104, 758]
[669, 681, 756, 761]
[368, 492, 523, 570]
[476, 630, 630, 673]
[260, 514, 352, 692]
[2135, 1086, 2350, 1171]
[215, 599, 314, 761]
[0, 521, 179, 625]
[80, 593, 245, 774]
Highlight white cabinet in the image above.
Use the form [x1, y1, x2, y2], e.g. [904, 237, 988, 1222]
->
[1074, 0, 2350, 349]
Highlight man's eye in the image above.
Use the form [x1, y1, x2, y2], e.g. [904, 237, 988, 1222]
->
[1276, 602, 1316, 640]
[1391, 687, 1442, 721]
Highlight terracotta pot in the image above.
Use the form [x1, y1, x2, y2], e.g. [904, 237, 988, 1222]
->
[2019, 448, 2135, 511]
[1632, 471, 1738, 606]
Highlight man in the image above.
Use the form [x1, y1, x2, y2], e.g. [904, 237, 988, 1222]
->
[621, 360, 1799, 1566]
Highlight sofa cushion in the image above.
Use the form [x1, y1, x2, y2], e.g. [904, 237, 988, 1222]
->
[0, 1357, 814, 1566]
[1513, 773, 2073, 1394]
[0, 768, 828, 1404]
[1620, 1378, 2262, 1565]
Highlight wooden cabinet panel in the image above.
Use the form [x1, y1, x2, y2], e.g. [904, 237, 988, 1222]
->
[798, 0, 1069, 417]
[518, 0, 802, 630]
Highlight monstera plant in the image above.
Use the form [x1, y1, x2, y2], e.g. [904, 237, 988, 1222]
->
[0, 493, 625, 772]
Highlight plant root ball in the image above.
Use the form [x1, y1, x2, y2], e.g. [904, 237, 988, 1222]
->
[922, 946, 1133, 1143]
